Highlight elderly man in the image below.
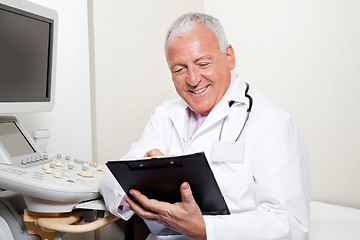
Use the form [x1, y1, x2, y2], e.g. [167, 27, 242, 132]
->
[100, 13, 310, 240]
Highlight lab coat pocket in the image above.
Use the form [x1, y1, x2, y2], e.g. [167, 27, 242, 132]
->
[211, 141, 245, 163]
[211, 141, 250, 196]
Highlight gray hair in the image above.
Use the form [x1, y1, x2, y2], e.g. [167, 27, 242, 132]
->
[165, 13, 228, 53]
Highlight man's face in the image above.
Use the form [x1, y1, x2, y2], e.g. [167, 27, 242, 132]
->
[166, 23, 235, 115]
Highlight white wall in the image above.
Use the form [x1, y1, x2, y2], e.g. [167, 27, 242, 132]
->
[15, 0, 93, 162]
[205, 0, 360, 209]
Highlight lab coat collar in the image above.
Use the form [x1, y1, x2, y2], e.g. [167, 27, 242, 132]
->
[224, 72, 248, 107]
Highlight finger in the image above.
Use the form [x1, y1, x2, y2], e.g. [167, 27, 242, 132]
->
[180, 182, 195, 204]
[124, 195, 141, 212]
[130, 189, 167, 215]
[125, 195, 159, 220]
[144, 148, 165, 158]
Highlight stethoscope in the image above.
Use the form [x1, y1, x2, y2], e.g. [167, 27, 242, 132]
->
[218, 82, 253, 142]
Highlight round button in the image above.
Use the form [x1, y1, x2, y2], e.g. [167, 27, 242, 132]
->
[55, 161, 62, 167]
[45, 168, 52, 174]
[42, 164, 49, 170]
[54, 172, 62, 178]
[78, 171, 93, 178]
[57, 154, 62, 158]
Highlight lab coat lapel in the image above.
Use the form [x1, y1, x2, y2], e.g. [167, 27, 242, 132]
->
[169, 100, 188, 150]
[194, 99, 231, 136]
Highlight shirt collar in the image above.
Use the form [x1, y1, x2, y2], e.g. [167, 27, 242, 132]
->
[186, 107, 208, 121]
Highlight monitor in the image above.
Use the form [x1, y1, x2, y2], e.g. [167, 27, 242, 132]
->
[0, 0, 57, 113]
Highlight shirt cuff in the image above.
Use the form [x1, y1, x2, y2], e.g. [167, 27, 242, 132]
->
[100, 170, 134, 220]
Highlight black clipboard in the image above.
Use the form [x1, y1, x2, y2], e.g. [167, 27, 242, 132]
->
[106, 151, 230, 216]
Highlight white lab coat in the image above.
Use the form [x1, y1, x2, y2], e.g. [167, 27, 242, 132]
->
[100, 72, 310, 240]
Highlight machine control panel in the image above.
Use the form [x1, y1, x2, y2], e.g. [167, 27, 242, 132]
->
[0, 117, 108, 213]
[0, 153, 107, 212]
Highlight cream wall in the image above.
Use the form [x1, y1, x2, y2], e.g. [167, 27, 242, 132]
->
[205, 0, 360, 209]
[89, 0, 203, 163]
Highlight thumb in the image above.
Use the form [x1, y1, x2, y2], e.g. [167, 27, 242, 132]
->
[180, 182, 195, 203]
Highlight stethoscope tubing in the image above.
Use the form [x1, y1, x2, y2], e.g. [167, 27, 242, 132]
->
[218, 82, 253, 142]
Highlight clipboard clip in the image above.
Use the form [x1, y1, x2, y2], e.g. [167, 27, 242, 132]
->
[127, 159, 183, 170]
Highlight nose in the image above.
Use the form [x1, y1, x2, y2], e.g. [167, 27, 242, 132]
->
[186, 66, 201, 87]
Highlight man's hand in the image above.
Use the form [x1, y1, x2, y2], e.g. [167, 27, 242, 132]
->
[124, 182, 206, 240]
[143, 148, 165, 158]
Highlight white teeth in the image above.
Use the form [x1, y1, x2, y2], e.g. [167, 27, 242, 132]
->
[194, 86, 207, 94]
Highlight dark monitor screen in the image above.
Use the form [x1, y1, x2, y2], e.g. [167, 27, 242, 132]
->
[0, 3, 53, 102]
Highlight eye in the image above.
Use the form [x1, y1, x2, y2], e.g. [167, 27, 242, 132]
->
[197, 62, 211, 69]
[173, 66, 186, 75]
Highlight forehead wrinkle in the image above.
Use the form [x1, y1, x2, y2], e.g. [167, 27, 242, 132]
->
[194, 55, 213, 63]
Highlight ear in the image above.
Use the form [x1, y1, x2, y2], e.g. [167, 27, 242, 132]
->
[226, 44, 236, 70]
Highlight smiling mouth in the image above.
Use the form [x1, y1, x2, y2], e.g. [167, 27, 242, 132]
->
[190, 86, 209, 94]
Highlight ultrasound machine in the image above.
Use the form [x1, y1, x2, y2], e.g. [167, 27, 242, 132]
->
[0, 0, 118, 239]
